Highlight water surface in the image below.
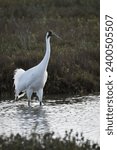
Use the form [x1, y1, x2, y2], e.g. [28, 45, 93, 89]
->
[0, 95, 100, 143]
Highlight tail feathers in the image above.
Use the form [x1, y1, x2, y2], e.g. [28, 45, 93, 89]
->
[13, 68, 25, 90]
[15, 91, 26, 100]
[18, 92, 25, 99]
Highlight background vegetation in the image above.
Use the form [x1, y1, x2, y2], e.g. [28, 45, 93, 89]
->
[0, 0, 100, 99]
[0, 131, 100, 150]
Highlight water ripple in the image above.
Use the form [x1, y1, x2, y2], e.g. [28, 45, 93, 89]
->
[0, 95, 100, 143]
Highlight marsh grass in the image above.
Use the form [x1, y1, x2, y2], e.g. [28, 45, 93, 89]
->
[0, 131, 100, 150]
[0, 0, 100, 99]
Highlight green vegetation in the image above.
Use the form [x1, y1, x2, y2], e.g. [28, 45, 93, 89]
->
[0, 131, 100, 150]
[0, 0, 100, 99]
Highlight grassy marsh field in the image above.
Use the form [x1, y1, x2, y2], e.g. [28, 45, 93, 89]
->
[0, 0, 100, 98]
[0, 1, 100, 149]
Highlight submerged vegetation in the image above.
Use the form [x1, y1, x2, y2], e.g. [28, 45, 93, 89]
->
[0, 0, 100, 99]
[0, 131, 100, 150]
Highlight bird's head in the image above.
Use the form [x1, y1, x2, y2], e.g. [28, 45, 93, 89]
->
[46, 31, 52, 39]
[46, 30, 62, 40]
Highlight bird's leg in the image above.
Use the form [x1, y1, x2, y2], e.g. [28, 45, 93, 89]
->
[37, 89, 43, 106]
[28, 101, 31, 107]
[15, 95, 18, 101]
[15, 91, 19, 101]
[26, 88, 32, 107]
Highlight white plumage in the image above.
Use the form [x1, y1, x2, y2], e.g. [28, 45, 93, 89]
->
[13, 31, 54, 106]
[14, 68, 25, 90]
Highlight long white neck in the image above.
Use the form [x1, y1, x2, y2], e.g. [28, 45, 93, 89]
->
[39, 36, 51, 71]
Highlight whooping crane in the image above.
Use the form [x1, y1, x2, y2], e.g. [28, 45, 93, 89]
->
[13, 31, 60, 106]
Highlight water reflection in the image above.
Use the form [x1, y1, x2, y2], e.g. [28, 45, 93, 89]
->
[17, 105, 49, 134]
[0, 95, 100, 143]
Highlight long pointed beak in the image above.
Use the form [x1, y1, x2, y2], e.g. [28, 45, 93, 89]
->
[52, 31, 62, 40]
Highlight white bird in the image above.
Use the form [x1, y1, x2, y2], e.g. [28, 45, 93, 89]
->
[13, 31, 60, 106]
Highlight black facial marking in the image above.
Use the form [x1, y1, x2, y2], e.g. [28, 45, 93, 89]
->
[47, 31, 52, 38]
[19, 91, 23, 95]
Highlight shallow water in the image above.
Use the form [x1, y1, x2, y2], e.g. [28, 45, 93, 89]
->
[0, 95, 100, 143]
